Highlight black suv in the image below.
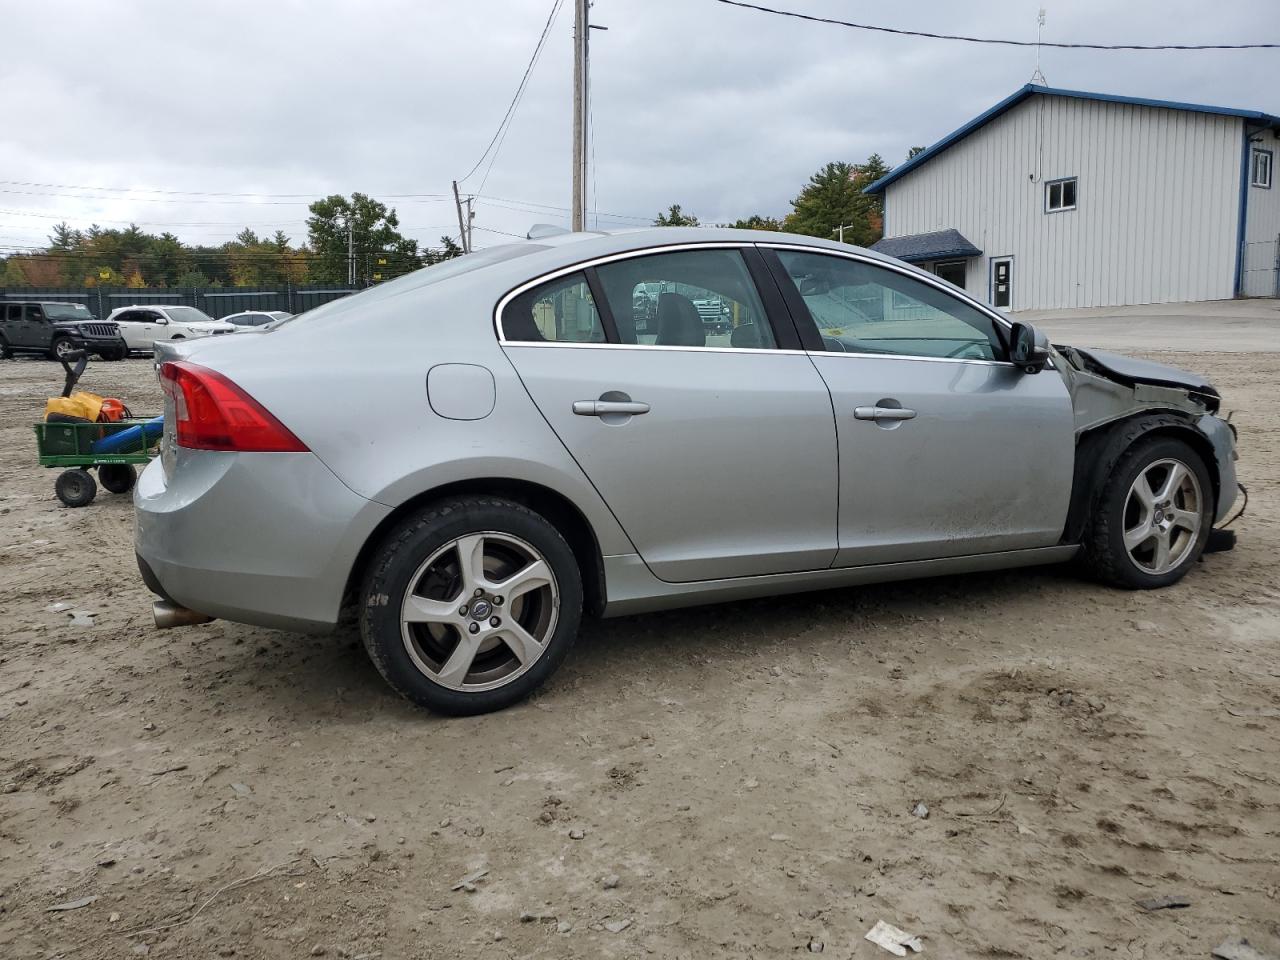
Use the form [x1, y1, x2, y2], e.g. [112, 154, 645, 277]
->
[0, 301, 127, 361]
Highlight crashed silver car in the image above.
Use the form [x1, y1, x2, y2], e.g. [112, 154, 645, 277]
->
[134, 228, 1240, 714]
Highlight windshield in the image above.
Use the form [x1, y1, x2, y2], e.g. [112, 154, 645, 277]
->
[43, 304, 94, 321]
[165, 306, 217, 325]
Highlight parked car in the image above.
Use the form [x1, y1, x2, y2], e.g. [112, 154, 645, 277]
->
[0, 301, 126, 360]
[106, 305, 235, 355]
[134, 228, 1241, 716]
[221, 310, 293, 332]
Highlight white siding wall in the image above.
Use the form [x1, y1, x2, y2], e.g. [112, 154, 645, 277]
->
[883, 96, 1243, 310]
[1243, 127, 1280, 297]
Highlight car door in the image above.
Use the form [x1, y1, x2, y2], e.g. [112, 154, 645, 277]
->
[26, 304, 50, 350]
[5, 304, 28, 348]
[499, 245, 838, 582]
[764, 246, 1075, 567]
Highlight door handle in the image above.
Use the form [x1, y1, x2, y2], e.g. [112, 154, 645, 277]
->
[573, 400, 651, 417]
[854, 405, 917, 421]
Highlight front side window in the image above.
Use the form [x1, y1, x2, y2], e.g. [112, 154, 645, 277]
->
[1252, 148, 1273, 189]
[1045, 177, 1078, 212]
[594, 248, 776, 349]
[503, 272, 605, 343]
[773, 250, 1003, 361]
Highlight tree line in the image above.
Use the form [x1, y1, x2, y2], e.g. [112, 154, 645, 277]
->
[2, 151, 914, 289]
[0, 193, 461, 289]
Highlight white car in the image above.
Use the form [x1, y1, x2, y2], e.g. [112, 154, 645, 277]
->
[106, 305, 236, 355]
[221, 310, 293, 332]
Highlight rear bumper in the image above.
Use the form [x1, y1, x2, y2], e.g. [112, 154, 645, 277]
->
[134, 450, 391, 633]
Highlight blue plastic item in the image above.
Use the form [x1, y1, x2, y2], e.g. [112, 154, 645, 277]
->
[91, 416, 164, 454]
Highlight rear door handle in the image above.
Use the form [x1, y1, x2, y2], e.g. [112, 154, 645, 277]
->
[573, 400, 651, 417]
[854, 405, 917, 421]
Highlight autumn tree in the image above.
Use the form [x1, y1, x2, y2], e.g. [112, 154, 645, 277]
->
[783, 155, 891, 247]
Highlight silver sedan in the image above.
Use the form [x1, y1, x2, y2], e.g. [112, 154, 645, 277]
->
[134, 228, 1240, 714]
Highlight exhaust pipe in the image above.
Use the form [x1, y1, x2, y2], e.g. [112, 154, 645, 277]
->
[153, 599, 215, 629]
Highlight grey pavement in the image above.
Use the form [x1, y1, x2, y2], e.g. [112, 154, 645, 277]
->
[1019, 298, 1279, 353]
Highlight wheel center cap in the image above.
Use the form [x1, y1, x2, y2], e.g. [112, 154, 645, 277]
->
[1154, 509, 1164, 523]
[470, 599, 493, 621]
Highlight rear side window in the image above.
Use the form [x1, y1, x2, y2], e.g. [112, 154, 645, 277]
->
[593, 249, 776, 349]
[503, 272, 606, 343]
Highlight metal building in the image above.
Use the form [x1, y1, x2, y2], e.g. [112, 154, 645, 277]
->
[865, 84, 1280, 310]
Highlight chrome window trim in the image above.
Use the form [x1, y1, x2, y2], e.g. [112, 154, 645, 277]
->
[494, 238, 1021, 368]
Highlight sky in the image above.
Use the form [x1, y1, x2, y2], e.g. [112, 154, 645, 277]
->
[0, 0, 1276, 253]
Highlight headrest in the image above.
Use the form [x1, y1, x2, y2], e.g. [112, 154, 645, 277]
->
[656, 293, 705, 347]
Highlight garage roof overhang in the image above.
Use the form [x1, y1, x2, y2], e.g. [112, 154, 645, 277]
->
[869, 229, 982, 264]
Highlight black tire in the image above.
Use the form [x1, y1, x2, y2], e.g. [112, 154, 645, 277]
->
[49, 337, 78, 362]
[98, 463, 137, 494]
[1082, 435, 1214, 589]
[0, 335, 12, 360]
[102, 346, 126, 361]
[55, 469, 97, 508]
[359, 496, 583, 716]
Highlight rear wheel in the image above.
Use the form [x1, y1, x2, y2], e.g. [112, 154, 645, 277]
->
[1083, 436, 1213, 589]
[359, 497, 582, 715]
[55, 469, 97, 508]
[0, 335, 12, 359]
[98, 463, 137, 494]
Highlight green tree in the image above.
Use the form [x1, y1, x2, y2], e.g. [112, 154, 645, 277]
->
[422, 236, 464, 266]
[653, 204, 699, 227]
[307, 193, 421, 285]
[783, 155, 891, 247]
[725, 214, 783, 231]
[3, 257, 28, 286]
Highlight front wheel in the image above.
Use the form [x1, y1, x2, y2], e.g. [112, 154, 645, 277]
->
[1083, 436, 1213, 589]
[359, 497, 583, 715]
[50, 337, 78, 361]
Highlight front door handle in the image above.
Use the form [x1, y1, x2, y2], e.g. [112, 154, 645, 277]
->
[573, 400, 650, 417]
[854, 405, 917, 422]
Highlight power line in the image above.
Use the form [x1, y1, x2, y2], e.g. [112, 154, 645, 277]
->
[711, 0, 1280, 50]
[0, 179, 451, 199]
[458, 0, 566, 184]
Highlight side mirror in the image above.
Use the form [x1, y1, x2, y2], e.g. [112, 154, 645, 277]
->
[155, 318, 169, 325]
[1008, 321, 1051, 373]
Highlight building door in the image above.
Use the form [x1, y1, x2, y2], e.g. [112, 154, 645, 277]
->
[991, 257, 1013, 310]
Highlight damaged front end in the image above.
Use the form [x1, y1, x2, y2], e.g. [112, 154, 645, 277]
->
[1052, 344, 1240, 528]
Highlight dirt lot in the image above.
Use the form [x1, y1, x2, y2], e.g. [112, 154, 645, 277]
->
[1, 351, 1277, 960]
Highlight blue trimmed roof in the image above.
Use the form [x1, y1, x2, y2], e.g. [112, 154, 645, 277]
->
[865, 84, 1280, 195]
[869, 229, 981, 263]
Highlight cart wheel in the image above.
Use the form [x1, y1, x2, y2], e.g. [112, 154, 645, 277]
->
[55, 469, 97, 508]
[98, 463, 138, 494]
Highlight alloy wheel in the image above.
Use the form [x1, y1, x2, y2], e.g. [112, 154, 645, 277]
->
[399, 531, 559, 692]
[1122, 458, 1202, 575]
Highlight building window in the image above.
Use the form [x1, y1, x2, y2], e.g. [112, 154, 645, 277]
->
[1252, 148, 1273, 189]
[933, 260, 966, 290]
[1045, 177, 1078, 213]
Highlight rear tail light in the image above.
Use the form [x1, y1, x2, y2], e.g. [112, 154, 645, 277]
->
[159, 361, 308, 452]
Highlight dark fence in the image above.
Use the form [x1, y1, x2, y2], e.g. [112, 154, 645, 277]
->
[0, 284, 359, 320]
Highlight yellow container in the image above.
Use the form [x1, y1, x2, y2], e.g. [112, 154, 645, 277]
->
[45, 391, 105, 423]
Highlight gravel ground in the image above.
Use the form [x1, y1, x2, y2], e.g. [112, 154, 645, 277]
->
[1, 352, 1277, 960]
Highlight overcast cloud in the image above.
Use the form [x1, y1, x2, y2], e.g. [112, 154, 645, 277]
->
[1, 0, 1276, 252]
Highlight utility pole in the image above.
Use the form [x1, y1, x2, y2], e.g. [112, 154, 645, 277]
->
[571, 0, 588, 231]
[452, 180, 471, 254]
[833, 224, 855, 244]
[347, 216, 355, 286]
[465, 195, 475, 254]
